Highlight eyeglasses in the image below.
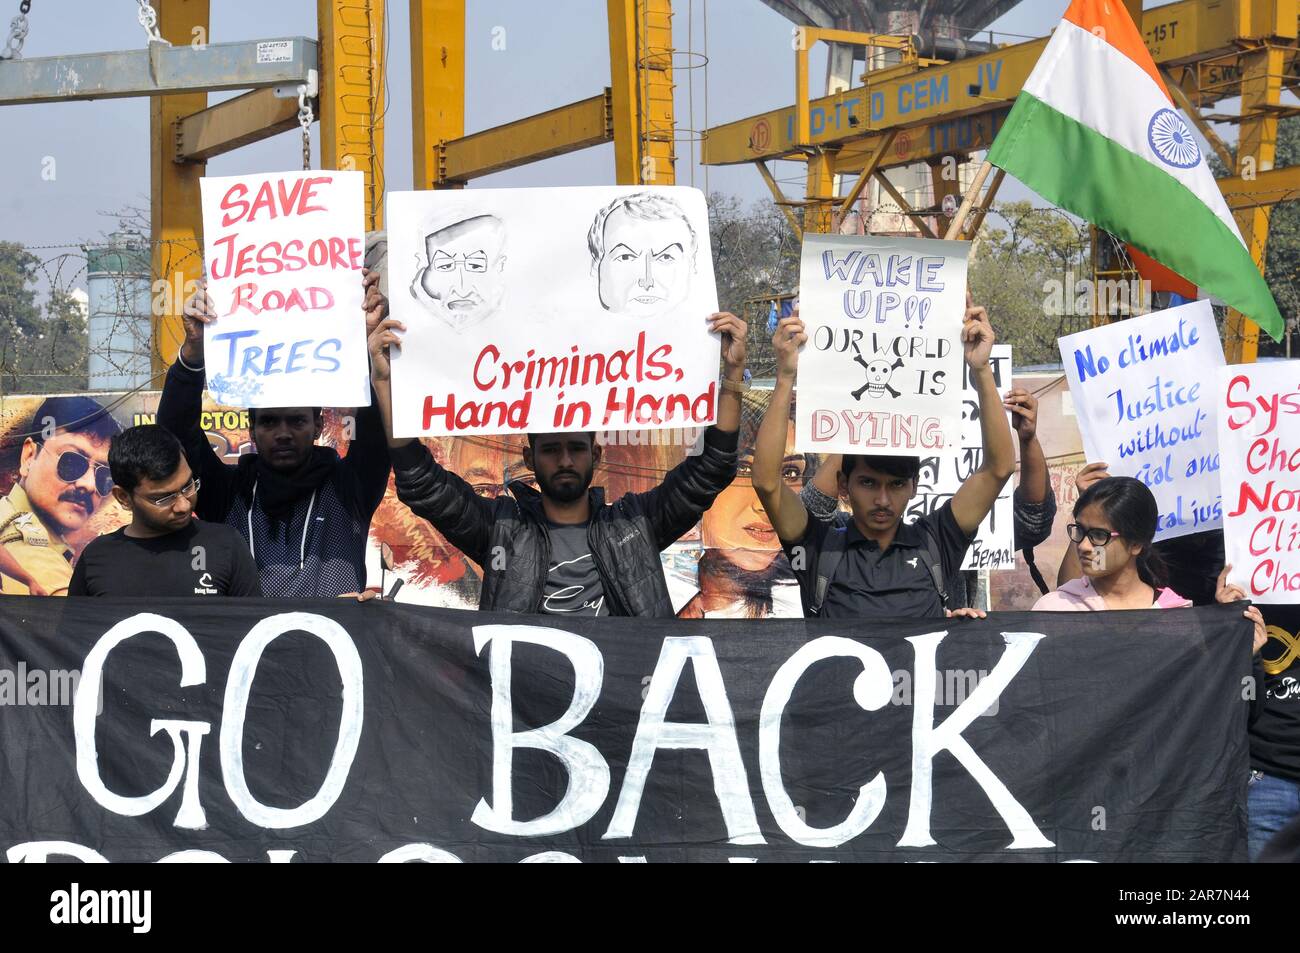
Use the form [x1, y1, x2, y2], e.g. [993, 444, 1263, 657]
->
[42, 445, 113, 496]
[140, 478, 201, 509]
[1066, 522, 1121, 547]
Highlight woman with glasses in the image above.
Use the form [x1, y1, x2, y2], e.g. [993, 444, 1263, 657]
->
[1034, 474, 1191, 611]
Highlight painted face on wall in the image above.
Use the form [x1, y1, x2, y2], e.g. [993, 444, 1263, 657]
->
[19, 431, 114, 538]
[701, 421, 805, 573]
[414, 215, 507, 331]
[596, 208, 693, 319]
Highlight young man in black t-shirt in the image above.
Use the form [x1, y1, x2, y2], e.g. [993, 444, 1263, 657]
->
[753, 296, 1016, 620]
[69, 425, 260, 598]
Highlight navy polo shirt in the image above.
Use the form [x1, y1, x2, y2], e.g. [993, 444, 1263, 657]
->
[783, 499, 974, 620]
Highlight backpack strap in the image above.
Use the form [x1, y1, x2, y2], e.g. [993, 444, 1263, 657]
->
[914, 524, 952, 611]
[809, 522, 848, 617]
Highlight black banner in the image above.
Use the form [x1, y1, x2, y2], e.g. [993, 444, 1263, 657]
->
[0, 597, 1253, 862]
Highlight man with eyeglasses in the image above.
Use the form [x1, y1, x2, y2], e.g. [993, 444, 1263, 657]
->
[69, 425, 259, 597]
[0, 396, 121, 596]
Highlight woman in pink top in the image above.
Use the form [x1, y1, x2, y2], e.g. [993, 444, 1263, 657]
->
[1034, 475, 1190, 611]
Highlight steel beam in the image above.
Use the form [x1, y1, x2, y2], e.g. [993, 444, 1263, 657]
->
[0, 36, 315, 106]
[754, 162, 803, 239]
[436, 91, 613, 184]
[702, 0, 1295, 168]
[1218, 164, 1300, 208]
[1225, 43, 1287, 362]
[151, 0, 209, 379]
[410, 0, 464, 190]
[175, 87, 300, 162]
[608, 0, 674, 185]
[319, 0, 385, 230]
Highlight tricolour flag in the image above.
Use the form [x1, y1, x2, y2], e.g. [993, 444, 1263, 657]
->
[986, 0, 1283, 340]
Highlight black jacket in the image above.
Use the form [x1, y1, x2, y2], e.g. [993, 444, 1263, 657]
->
[390, 428, 740, 616]
[156, 360, 392, 596]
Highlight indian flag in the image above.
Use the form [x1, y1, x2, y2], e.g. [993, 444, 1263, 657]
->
[986, 0, 1284, 340]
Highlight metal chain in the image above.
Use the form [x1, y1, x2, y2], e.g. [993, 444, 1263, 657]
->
[135, 0, 169, 46]
[0, 0, 32, 61]
[297, 84, 314, 170]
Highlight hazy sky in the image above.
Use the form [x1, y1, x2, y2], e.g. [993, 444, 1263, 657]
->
[0, 0, 1263, 256]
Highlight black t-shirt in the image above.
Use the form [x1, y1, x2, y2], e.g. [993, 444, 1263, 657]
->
[1251, 604, 1300, 783]
[783, 499, 973, 619]
[68, 520, 261, 598]
[540, 521, 608, 617]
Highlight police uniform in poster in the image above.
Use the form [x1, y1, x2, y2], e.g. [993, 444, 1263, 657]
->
[0, 484, 74, 596]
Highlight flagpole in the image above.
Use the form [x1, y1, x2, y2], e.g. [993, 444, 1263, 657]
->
[943, 159, 994, 241]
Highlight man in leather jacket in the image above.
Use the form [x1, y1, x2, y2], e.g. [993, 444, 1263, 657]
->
[366, 312, 747, 617]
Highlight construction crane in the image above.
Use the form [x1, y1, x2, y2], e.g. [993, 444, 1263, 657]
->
[701, 0, 1300, 362]
[0, 0, 676, 379]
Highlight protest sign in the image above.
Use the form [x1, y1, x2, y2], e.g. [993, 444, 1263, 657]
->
[909, 346, 1014, 570]
[1218, 360, 1300, 602]
[0, 597, 1249, 862]
[1059, 300, 1223, 541]
[795, 234, 968, 454]
[198, 170, 370, 408]
[385, 187, 720, 438]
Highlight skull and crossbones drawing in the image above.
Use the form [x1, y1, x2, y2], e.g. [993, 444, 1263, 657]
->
[851, 345, 904, 400]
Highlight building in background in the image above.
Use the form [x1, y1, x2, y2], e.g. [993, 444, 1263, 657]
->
[84, 230, 151, 391]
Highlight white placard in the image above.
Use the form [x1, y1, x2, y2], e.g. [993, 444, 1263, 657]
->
[1058, 300, 1223, 541]
[385, 186, 720, 438]
[907, 346, 1015, 570]
[1218, 361, 1300, 603]
[795, 234, 968, 454]
[198, 170, 369, 408]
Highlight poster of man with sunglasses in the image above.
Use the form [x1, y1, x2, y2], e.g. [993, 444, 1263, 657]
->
[0, 396, 122, 596]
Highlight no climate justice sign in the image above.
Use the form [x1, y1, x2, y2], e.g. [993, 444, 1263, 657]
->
[198, 170, 370, 408]
[1218, 360, 1300, 602]
[1059, 301, 1223, 541]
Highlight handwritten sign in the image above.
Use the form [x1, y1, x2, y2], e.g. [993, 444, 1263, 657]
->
[908, 346, 1015, 570]
[795, 234, 967, 454]
[1218, 361, 1300, 603]
[1058, 300, 1223, 541]
[385, 186, 720, 438]
[198, 170, 369, 408]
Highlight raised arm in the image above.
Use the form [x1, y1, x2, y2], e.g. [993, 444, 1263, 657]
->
[367, 315, 494, 565]
[634, 312, 745, 548]
[1004, 387, 1057, 550]
[156, 282, 238, 520]
[950, 296, 1016, 535]
[753, 315, 809, 545]
[340, 270, 394, 516]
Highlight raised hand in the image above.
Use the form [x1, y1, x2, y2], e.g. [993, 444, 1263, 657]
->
[1216, 564, 1268, 654]
[180, 280, 215, 367]
[772, 314, 806, 380]
[368, 317, 406, 383]
[961, 291, 994, 370]
[363, 268, 388, 335]
[1075, 461, 1111, 494]
[709, 311, 748, 377]
[1003, 387, 1039, 442]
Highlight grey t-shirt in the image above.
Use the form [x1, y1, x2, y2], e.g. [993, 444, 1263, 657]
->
[541, 521, 607, 617]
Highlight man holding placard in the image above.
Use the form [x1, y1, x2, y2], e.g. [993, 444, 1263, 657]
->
[364, 311, 747, 617]
[158, 267, 391, 599]
[754, 295, 1015, 620]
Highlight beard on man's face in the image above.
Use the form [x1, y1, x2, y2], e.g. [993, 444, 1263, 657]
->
[538, 465, 593, 504]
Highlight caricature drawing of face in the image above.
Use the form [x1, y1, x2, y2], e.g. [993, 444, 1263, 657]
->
[412, 214, 507, 331]
[589, 194, 696, 319]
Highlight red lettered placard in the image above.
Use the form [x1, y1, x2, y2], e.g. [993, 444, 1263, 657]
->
[1218, 360, 1300, 602]
[198, 171, 369, 408]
